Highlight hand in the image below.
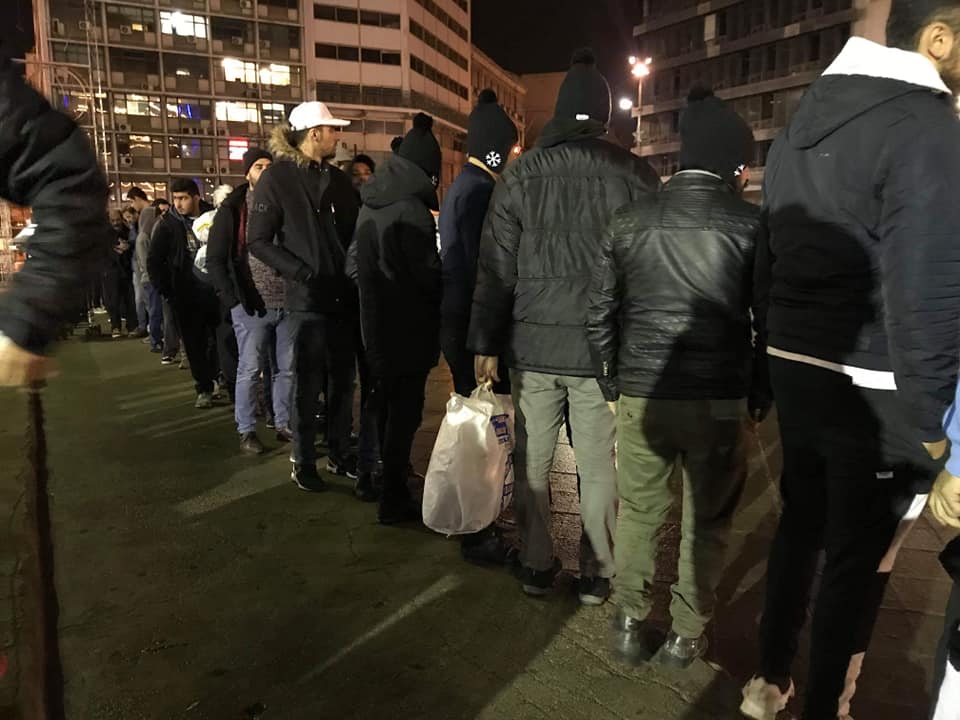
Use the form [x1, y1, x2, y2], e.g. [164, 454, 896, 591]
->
[475, 355, 500, 385]
[929, 468, 960, 529]
[607, 400, 618, 416]
[0, 336, 57, 387]
[924, 439, 948, 460]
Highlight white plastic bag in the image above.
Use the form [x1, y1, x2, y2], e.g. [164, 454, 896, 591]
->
[422, 385, 514, 535]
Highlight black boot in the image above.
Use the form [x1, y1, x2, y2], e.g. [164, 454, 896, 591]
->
[354, 471, 381, 503]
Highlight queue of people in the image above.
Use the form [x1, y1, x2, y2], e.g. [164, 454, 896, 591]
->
[2, 4, 960, 719]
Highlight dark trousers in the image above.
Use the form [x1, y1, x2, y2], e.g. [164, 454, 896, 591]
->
[378, 372, 429, 504]
[758, 358, 940, 719]
[145, 282, 164, 349]
[103, 270, 136, 332]
[162, 296, 181, 357]
[174, 285, 221, 395]
[289, 311, 356, 465]
[216, 304, 238, 401]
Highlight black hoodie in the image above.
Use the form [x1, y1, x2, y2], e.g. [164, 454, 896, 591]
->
[757, 38, 960, 442]
[355, 155, 442, 377]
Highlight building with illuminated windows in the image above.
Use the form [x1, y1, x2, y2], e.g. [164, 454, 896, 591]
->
[31, 0, 308, 203]
[632, 0, 890, 195]
[306, 0, 473, 192]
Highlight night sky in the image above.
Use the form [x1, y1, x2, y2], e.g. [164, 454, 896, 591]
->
[472, 0, 640, 143]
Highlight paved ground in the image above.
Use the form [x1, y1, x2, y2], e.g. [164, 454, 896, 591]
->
[0, 325, 955, 719]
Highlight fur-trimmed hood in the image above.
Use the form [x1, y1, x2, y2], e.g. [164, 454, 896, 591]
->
[269, 124, 313, 166]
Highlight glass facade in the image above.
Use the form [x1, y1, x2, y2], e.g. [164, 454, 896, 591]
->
[44, 0, 305, 200]
[634, 0, 860, 183]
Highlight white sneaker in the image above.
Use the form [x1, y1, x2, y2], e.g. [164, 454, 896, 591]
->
[195, 392, 213, 409]
[740, 676, 795, 720]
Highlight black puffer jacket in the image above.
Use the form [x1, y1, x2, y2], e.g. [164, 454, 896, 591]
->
[0, 56, 110, 354]
[355, 155, 442, 377]
[247, 125, 359, 314]
[759, 38, 960, 441]
[467, 132, 660, 376]
[586, 172, 766, 404]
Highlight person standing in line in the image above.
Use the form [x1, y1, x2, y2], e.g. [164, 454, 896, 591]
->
[148, 179, 220, 409]
[126, 187, 152, 337]
[350, 153, 376, 193]
[741, 3, 960, 718]
[469, 48, 661, 604]
[439, 88, 518, 562]
[587, 87, 768, 668]
[134, 200, 163, 353]
[207, 148, 295, 456]
[104, 209, 138, 339]
[0, 42, 110, 387]
[247, 101, 360, 491]
[355, 113, 443, 524]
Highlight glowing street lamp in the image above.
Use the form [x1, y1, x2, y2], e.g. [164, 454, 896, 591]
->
[618, 97, 634, 112]
[629, 56, 653, 153]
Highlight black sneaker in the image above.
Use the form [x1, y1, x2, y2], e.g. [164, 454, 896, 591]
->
[265, 416, 276, 430]
[461, 527, 513, 566]
[578, 576, 611, 606]
[275, 426, 294, 443]
[520, 558, 563, 597]
[378, 496, 421, 525]
[354, 472, 381, 503]
[291, 463, 327, 492]
[326, 455, 358, 480]
[239, 432, 265, 456]
[161, 355, 176, 365]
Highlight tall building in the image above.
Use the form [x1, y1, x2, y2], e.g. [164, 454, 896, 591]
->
[305, 0, 472, 192]
[471, 45, 526, 149]
[632, 0, 890, 193]
[33, 0, 309, 203]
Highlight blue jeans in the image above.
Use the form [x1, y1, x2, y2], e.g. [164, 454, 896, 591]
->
[145, 282, 164, 349]
[231, 305, 293, 434]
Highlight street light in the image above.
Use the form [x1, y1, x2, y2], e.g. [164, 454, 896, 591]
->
[618, 97, 634, 112]
[629, 56, 653, 153]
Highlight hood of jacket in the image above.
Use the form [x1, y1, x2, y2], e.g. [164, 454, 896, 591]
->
[220, 182, 249, 212]
[360, 154, 439, 212]
[788, 37, 951, 150]
[268, 124, 318, 167]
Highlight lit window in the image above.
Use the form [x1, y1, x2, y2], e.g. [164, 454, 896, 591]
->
[222, 57, 257, 83]
[260, 63, 291, 86]
[160, 11, 208, 39]
[262, 103, 285, 124]
[228, 138, 249, 160]
[216, 101, 258, 123]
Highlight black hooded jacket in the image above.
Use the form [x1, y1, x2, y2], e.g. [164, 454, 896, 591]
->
[0, 57, 110, 354]
[467, 128, 661, 376]
[355, 155, 442, 377]
[246, 125, 359, 314]
[758, 41, 960, 442]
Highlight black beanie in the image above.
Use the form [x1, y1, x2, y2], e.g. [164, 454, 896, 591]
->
[678, 86, 755, 186]
[390, 135, 404, 154]
[399, 113, 442, 185]
[554, 48, 611, 125]
[242, 147, 273, 176]
[468, 89, 518, 174]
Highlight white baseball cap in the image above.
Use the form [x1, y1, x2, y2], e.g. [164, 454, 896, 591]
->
[288, 101, 350, 131]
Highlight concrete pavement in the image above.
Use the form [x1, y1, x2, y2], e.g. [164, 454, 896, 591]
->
[0, 329, 955, 719]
